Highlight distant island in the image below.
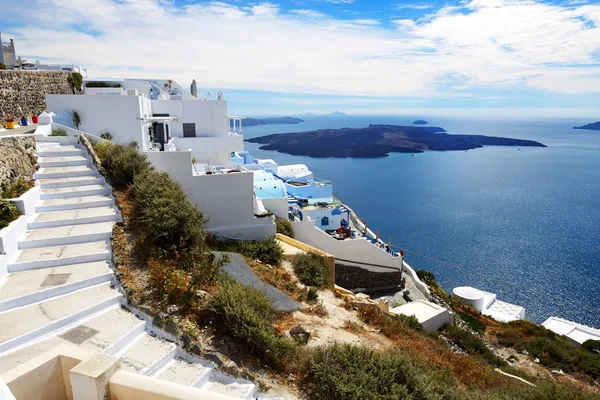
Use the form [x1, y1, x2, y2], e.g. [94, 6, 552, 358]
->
[242, 117, 304, 127]
[246, 124, 546, 158]
[305, 111, 346, 116]
[573, 121, 600, 131]
[413, 120, 428, 125]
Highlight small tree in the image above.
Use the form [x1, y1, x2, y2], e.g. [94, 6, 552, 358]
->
[72, 110, 81, 129]
[71, 72, 83, 93]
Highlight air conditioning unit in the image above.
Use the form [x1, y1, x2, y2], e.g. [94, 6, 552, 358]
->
[126, 88, 138, 96]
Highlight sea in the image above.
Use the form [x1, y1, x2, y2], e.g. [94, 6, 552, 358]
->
[241, 115, 600, 328]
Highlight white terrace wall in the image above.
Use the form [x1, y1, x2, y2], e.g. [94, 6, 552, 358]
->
[151, 99, 229, 138]
[291, 219, 402, 273]
[45, 94, 146, 145]
[146, 150, 274, 240]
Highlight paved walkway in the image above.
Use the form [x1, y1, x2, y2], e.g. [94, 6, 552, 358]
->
[216, 251, 302, 313]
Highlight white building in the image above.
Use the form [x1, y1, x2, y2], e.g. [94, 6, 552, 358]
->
[45, 77, 274, 240]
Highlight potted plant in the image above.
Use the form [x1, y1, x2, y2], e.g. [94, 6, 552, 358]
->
[5, 118, 15, 129]
[20, 116, 28, 126]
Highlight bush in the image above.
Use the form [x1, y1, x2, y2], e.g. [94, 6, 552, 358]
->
[85, 81, 122, 88]
[209, 279, 297, 371]
[131, 169, 208, 256]
[275, 217, 295, 238]
[71, 72, 82, 92]
[50, 129, 67, 136]
[99, 142, 152, 187]
[100, 132, 113, 140]
[305, 287, 319, 304]
[292, 252, 331, 287]
[444, 325, 505, 367]
[582, 339, 600, 354]
[304, 343, 462, 400]
[359, 305, 424, 335]
[0, 200, 20, 229]
[416, 269, 438, 287]
[0, 63, 6, 70]
[222, 238, 284, 266]
[1, 177, 33, 199]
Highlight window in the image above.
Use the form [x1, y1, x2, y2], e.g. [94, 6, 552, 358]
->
[321, 217, 329, 226]
[183, 123, 196, 138]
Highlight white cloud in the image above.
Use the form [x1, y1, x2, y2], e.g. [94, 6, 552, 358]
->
[6, 0, 600, 99]
[394, 4, 433, 10]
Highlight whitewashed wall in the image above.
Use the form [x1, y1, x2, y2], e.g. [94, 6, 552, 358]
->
[261, 198, 288, 219]
[146, 150, 274, 240]
[291, 219, 403, 273]
[151, 99, 228, 138]
[45, 95, 145, 145]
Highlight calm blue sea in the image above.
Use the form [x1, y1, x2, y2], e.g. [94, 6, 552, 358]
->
[241, 115, 600, 327]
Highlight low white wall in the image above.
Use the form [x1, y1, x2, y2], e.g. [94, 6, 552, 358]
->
[9, 184, 40, 216]
[291, 219, 402, 274]
[146, 151, 274, 240]
[45, 94, 144, 145]
[0, 215, 28, 279]
[261, 197, 288, 219]
[402, 260, 431, 297]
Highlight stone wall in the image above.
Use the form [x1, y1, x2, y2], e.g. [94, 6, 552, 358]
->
[0, 70, 76, 127]
[335, 262, 402, 294]
[0, 136, 37, 189]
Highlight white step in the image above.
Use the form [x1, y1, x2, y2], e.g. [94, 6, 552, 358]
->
[19, 222, 114, 249]
[118, 333, 177, 375]
[0, 261, 113, 312]
[38, 176, 104, 189]
[38, 155, 90, 168]
[40, 184, 111, 200]
[35, 165, 97, 179]
[201, 376, 257, 399]
[37, 145, 85, 158]
[8, 240, 110, 272]
[156, 358, 212, 387]
[0, 306, 145, 374]
[0, 283, 121, 354]
[27, 207, 119, 229]
[36, 195, 114, 212]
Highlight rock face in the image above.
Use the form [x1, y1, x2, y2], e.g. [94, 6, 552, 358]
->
[247, 124, 546, 158]
[242, 117, 304, 127]
[412, 120, 428, 125]
[0, 136, 36, 188]
[573, 122, 600, 131]
[0, 71, 76, 127]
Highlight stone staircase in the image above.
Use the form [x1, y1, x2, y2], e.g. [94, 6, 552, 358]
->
[0, 139, 261, 399]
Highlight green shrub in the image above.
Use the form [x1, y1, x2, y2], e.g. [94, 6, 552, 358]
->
[0, 63, 6, 70]
[304, 343, 462, 400]
[100, 132, 113, 140]
[71, 72, 82, 92]
[85, 81, 122, 88]
[1, 177, 33, 199]
[305, 287, 319, 304]
[222, 238, 284, 266]
[292, 252, 331, 287]
[131, 169, 207, 256]
[444, 325, 505, 367]
[582, 339, 600, 354]
[416, 269, 438, 288]
[99, 142, 151, 187]
[72, 110, 81, 130]
[0, 200, 20, 229]
[50, 129, 67, 136]
[275, 217, 295, 238]
[209, 279, 297, 371]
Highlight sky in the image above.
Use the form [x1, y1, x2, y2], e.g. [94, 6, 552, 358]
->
[1, 0, 599, 117]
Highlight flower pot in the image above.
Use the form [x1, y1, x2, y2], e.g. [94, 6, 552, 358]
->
[20, 118, 28, 126]
[6, 120, 15, 129]
[32, 115, 38, 123]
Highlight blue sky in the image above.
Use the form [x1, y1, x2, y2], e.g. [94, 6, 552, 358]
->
[1, 0, 599, 117]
